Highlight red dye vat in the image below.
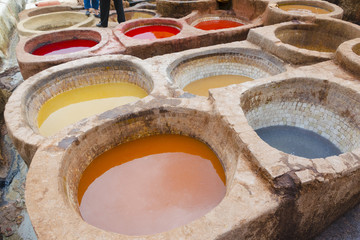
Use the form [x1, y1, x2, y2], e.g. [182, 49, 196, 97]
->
[125, 25, 180, 40]
[194, 20, 243, 30]
[32, 39, 98, 56]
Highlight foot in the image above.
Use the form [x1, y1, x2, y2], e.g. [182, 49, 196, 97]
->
[94, 13, 100, 18]
[85, 10, 90, 16]
[96, 23, 107, 28]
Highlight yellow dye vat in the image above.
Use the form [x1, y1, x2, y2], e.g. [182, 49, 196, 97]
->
[38, 82, 147, 136]
[183, 74, 253, 97]
[278, 4, 330, 14]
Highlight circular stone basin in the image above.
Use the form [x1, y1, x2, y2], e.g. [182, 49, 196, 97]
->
[17, 11, 95, 37]
[78, 134, 226, 235]
[125, 24, 181, 39]
[241, 78, 360, 158]
[31, 39, 98, 56]
[24, 106, 247, 239]
[110, 9, 156, 21]
[277, 4, 331, 14]
[275, 25, 336, 52]
[4, 55, 154, 165]
[191, 16, 244, 30]
[169, 48, 285, 97]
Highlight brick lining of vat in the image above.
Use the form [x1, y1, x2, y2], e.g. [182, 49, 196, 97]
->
[241, 78, 360, 153]
[168, 49, 286, 89]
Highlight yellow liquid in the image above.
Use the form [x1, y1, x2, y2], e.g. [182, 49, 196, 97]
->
[38, 83, 147, 137]
[183, 74, 253, 97]
[78, 134, 226, 235]
[278, 4, 330, 14]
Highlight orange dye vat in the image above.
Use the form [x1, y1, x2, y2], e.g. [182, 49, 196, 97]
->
[125, 25, 180, 39]
[32, 39, 98, 56]
[278, 4, 330, 14]
[194, 20, 243, 30]
[78, 134, 226, 235]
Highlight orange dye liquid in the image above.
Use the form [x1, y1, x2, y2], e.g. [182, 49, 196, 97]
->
[194, 20, 243, 30]
[278, 4, 330, 14]
[78, 134, 226, 235]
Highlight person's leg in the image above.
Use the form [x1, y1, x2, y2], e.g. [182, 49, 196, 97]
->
[84, 0, 91, 15]
[99, 0, 110, 27]
[113, 0, 125, 23]
[92, 0, 99, 16]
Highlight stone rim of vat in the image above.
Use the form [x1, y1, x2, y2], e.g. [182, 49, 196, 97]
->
[264, 0, 343, 25]
[166, 47, 286, 95]
[109, 9, 158, 23]
[116, 18, 183, 41]
[18, 5, 83, 21]
[4, 54, 158, 166]
[25, 102, 280, 239]
[16, 28, 113, 79]
[335, 38, 360, 76]
[247, 18, 360, 65]
[17, 11, 96, 37]
[187, 10, 249, 30]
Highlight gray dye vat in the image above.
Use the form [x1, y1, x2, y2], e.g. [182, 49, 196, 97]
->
[255, 125, 342, 159]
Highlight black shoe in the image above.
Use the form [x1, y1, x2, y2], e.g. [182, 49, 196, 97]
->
[94, 13, 100, 18]
[85, 10, 90, 16]
[96, 23, 107, 28]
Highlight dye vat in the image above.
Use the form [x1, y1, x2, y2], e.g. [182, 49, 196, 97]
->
[278, 4, 330, 14]
[4, 55, 154, 165]
[109, 10, 156, 22]
[17, 11, 95, 37]
[169, 48, 285, 97]
[78, 134, 226, 235]
[241, 78, 360, 157]
[193, 19, 244, 30]
[32, 39, 98, 56]
[125, 25, 180, 39]
[256, 125, 342, 159]
[247, 18, 360, 64]
[183, 75, 252, 97]
[38, 82, 147, 136]
[354, 43, 360, 56]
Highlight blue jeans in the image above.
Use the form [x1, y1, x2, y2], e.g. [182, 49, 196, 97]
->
[84, 0, 99, 10]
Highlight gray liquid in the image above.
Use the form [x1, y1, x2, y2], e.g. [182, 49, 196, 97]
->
[255, 125, 342, 159]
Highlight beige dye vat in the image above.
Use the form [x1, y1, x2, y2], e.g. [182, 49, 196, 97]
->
[278, 4, 330, 14]
[37, 82, 147, 136]
[183, 75, 253, 96]
[78, 134, 226, 235]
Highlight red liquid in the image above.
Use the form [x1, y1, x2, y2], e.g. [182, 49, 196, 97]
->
[78, 135, 226, 235]
[32, 39, 98, 56]
[194, 20, 243, 30]
[125, 25, 180, 39]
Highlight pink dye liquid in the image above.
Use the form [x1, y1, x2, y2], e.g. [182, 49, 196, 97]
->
[125, 25, 180, 40]
[32, 39, 98, 56]
[194, 20, 243, 30]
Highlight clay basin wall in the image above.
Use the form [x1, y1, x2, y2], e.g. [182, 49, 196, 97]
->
[17, 11, 96, 37]
[247, 17, 360, 65]
[16, 28, 124, 79]
[5, 55, 157, 165]
[264, 0, 343, 25]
